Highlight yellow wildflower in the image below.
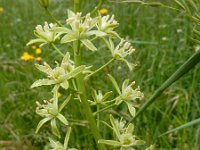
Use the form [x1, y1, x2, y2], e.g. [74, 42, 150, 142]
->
[0, 7, 4, 13]
[31, 45, 37, 49]
[21, 52, 35, 61]
[35, 48, 42, 54]
[100, 8, 108, 15]
[35, 57, 42, 62]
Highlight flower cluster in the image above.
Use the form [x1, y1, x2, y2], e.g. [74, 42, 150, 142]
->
[99, 115, 146, 149]
[28, 9, 152, 150]
[88, 90, 112, 106]
[97, 14, 119, 37]
[108, 74, 144, 117]
[108, 39, 135, 70]
[35, 94, 70, 137]
[31, 52, 86, 90]
[27, 22, 61, 47]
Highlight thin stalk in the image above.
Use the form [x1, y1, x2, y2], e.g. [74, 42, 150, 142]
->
[160, 117, 200, 137]
[74, 0, 81, 12]
[73, 40, 104, 150]
[45, 8, 62, 26]
[91, 0, 105, 15]
[104, 99, 117, 104]
[51, 43, 64, 57]
[97, 105, 100, 128]
[86, 58, 114, 79]
[129, 50, 200, 123]
[94, 103, 116, 116]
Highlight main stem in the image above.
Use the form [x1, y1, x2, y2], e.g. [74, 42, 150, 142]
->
[73, 41, 104, 150]
[73, 2, 104, 149]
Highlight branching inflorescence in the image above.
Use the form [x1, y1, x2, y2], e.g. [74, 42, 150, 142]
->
[28, 3, 154, 149]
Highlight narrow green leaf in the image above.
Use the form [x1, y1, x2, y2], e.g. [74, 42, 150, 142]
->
[81, 39, 97, 51]
[98, 139, 120, 146]
[35, 117, 51, 133]
[130, 50, 200, 122]
[107, 74, 121, 95]
[31, 79, 56, 88]
[160, 118, 200, 136]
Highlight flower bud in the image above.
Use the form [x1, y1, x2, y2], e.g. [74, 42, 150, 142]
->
[39, 0, 49, 8]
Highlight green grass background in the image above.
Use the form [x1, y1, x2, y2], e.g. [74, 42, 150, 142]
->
[0, 0, 200, 149]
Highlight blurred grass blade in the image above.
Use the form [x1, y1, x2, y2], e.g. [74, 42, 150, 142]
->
[129, 50, 200, 122]
[174, 0, 186, 10]
[160, 118, 200, 136]
[188, 0, 198, 11]
[191, 38, 200, 45]
[121, 0, 144, 4]
[193, 29, 200, 37]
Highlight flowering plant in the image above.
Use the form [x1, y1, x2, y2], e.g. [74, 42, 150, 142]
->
[28, 1, 154, 149]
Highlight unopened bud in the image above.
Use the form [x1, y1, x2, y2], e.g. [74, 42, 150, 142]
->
[39, 0, 49, 8]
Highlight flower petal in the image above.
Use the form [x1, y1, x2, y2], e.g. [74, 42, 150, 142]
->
[57, 113, 69, 125]
[31, 79, 56, 88]
[50, 119, 60, 138]
[26, 38, 46, 46]
[81, 39, 97, 51]
[61, 34, 77, 43]
[98, 139, 120, 146]
[35, 117, 51, 133]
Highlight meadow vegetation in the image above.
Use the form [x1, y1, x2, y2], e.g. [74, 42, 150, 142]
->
[0, 0, 199, 149]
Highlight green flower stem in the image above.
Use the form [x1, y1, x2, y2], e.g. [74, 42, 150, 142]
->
[129, 50, 200, 123]
[74, 0, 81, 12]
[86, 58, 114, 79]
[45, 8, 62, 26]
[51, 43, 64, 57]
[94, 103, 116, 116]
[91, 0, 105, 15]
[97, 105, 100, 129]
[73, 40, 104, 150]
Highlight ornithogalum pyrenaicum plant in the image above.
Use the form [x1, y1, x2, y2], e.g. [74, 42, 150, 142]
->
[28, 1, 154, 149]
